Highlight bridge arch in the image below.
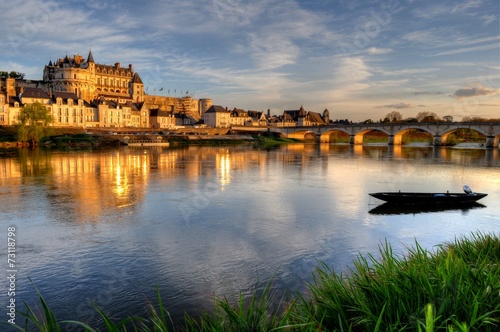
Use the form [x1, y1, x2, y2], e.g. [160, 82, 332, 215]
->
[287, 130, 317, 141]
[352, 128, 391, 144]
[393, 128, 433, 145]
[439, 127, 488, 145]
[319, 129, 350, 143]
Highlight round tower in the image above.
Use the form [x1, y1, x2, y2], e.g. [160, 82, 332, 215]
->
[199, 98, 213, 116]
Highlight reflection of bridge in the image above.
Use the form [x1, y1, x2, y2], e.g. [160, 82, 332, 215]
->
[233, 122, 500, 148]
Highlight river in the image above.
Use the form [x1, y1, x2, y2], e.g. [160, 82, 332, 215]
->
[0, 144, 499, 329]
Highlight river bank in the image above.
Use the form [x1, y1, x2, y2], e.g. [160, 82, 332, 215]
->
[0, 126, 299, 148]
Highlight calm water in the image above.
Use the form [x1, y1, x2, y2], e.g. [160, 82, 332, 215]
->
[1, 144, 499, 329]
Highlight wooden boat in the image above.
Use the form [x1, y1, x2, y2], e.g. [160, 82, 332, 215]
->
[369, 185, 487, 205]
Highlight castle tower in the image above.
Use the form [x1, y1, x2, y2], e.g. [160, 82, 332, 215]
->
[198, 98, 213, 117]
[131, 72, 144, 103]
[323, 108, 330, 123]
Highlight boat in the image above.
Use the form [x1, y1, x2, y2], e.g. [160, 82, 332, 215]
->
[369, 185, 487, 205]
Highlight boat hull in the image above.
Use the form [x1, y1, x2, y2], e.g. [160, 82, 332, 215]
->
[369, 192, 487, 205]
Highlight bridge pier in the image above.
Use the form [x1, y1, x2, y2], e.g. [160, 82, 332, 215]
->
[387, 135, 394, 145]
[485, 136, 498, 148]
[433, 135, 442, 146]
[349, 134, 364, 145]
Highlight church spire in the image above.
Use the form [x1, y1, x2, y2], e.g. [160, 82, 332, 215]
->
[87, 49, 95, 63]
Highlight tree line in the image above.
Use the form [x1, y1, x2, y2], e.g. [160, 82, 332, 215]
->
[380, 111, 500, 123]
[0, 71, 26, 79]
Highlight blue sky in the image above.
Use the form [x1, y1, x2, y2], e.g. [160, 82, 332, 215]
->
[1, 0, 498, 121]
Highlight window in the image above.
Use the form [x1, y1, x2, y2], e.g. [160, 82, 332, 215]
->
[74, 74, 77, 79]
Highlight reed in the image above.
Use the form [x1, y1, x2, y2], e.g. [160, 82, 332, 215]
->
[294, 232, 500, 331]
[4, 232, 499, 331]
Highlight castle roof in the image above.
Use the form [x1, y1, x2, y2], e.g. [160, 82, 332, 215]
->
[205, 105, 229, 113]
[150, 109, 171, 117]
[53, 91, 78, 100]
[22, 87, 50, 99]
[305, 111, 325, 124]
[87, 50, 95, 63]
[132, 72, 143, 84]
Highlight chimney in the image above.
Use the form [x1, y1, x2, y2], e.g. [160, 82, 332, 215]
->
[128, 64, 133, 72]
[115, 62, 120, 69]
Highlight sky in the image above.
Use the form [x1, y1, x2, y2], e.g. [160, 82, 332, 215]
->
[0, 0, 499, 121]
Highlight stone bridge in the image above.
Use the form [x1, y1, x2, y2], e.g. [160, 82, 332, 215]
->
[241, 122, 500, 148]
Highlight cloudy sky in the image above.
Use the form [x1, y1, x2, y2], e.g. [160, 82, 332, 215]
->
[1, 0, 498, 121]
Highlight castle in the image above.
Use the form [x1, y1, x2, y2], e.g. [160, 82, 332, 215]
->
[0, 51, 212, 128]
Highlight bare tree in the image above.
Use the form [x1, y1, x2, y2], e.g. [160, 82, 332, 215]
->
[443, 115, 454, 122]
[416, 111, 440, 122]
[384, 111, 403, 122]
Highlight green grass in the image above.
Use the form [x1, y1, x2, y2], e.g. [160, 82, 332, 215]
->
[254, 135, 299, 148]
[4, 232, 499, 331]
[294, 232, 500, 331]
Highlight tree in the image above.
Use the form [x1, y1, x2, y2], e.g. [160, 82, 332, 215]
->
[443, 115, 454, 122]
[416, 111, 440, 122]
[16, 102, 53, 146]
[384, 111, 403, 122]
[0, 71, 25, 79]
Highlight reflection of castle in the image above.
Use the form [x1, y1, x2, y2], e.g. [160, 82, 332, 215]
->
[0, 51, 212, 128]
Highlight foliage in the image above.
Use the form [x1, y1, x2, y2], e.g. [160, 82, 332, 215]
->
[384, 111, 403, 122]
[294, 232, 500, 331]
[0, 71, 25, 79]
[3, 232, 499, 331]
[15, 102, 53, 146]
[416, 111, 441, 122]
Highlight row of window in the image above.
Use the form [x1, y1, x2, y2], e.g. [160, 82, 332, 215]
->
[97, 78, 130, 88]
[57, 116, 84, 123]
[96, 68, 130, 76]
[57, 108, 84, 116]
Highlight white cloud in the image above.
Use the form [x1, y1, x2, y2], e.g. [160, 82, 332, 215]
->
[366, 47, 393, 55]
[246, 34, 299, 70]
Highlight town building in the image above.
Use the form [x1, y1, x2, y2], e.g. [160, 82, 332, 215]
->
[204, 105, 231, 128]
[0, 51, 213, 128]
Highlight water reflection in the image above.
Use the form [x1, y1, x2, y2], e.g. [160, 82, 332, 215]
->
[368, 202, 487, 215]
[1, 145, 499, 226]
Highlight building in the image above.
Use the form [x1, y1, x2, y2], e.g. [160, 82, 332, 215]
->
[246, 111, 268, 126]
[51, 91, 90, 127]
[0, 51, 213, 128]
[204, 105, 231, 128]
[283, 106, 329, 126]
[150, 109, 175, 129]
[229, 108, 251, 126]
